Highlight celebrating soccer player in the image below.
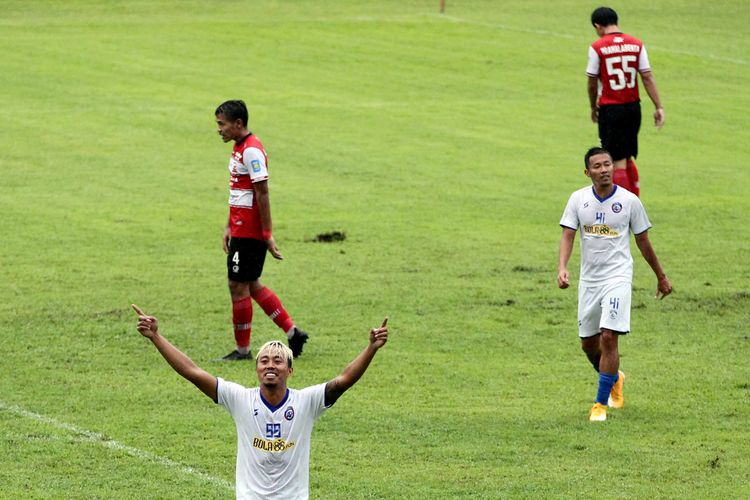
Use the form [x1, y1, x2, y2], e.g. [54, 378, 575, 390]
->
[132, 304, 388, 498]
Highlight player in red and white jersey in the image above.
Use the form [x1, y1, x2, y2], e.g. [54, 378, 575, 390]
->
[227, 132, 270, 241]
[215, 100, 309, 361]
[586, 7, 665, 196]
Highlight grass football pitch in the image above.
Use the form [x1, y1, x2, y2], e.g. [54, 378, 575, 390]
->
[1, 1, 749, 498]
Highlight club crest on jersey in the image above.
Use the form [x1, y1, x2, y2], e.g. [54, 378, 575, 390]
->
[284, 406, 295, 421]
[612, 202, 622, 213]
[251, 159, 262, 173]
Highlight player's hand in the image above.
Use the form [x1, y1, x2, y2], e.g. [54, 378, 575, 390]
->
[655, 276, 672, 300]
[557, 269, 570, 289]
[654, 108, 665, 129]
[369, 317, 389, 349]
[222, 227, 231, 254]
[132, 304, 159, 338]
[590, 107, 599, 123]
[266, 235, 284, 260]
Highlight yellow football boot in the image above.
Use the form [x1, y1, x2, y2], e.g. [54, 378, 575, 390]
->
[608, 370, 625, 409]
[589, 402, 608, 422]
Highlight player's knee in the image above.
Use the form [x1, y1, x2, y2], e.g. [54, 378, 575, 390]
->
[228, 280, 250, 299]
[580, 337, 600, 356]
[248, 280, 264, 296]
[599, 330, 619, 351]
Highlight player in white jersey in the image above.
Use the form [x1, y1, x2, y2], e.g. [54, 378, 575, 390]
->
[131, 304, 389, 499]
[557, 147, 672, 422]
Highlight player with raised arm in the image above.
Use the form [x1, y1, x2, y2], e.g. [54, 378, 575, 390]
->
[557, 147, 672, 422]
[132, 304, 388, 499]
[215, 100, 308, 361]
[586, 6, 665, 196]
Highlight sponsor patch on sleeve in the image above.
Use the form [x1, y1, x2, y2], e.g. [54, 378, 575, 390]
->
[251, 159, 262, 173]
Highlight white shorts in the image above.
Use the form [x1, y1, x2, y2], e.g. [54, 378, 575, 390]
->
[577, 281, 631, 338]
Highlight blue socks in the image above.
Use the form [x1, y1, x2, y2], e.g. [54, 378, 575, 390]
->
[596, 372, 619, 405]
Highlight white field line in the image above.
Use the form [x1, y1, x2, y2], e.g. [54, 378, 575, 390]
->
[0, 400, 233, 492]
[436, 14, 749, 66]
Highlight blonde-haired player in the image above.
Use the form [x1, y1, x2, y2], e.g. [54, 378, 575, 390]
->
[132, 304, 388, 499]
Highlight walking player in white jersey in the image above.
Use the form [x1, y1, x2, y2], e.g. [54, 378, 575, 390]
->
[131, 304, 389, 499]
[557, 147, 672, 422]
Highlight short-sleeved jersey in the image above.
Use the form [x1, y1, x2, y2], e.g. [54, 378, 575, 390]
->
[228, 134, 270, 239]
[217, 379, 328, 500]
[560, 185, 651, 285]
[586, 33, 651, 106]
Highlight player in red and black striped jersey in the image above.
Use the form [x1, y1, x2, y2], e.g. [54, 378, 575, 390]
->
[586, 7, 665, 197]
[215, 100, 309, 360]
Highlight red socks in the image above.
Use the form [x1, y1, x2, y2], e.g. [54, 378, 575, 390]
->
[626, 159, 640, 197]
[613, 168, 632, 192]
[251, 286, 295, 333]
[233, 287, 294, 348]
[232, 296, 253, 349]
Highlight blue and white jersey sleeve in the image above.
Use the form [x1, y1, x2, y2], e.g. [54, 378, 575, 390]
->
[216, 377, 248, 417]
[297, 383, 328, 417]
[242, 147, 269, 183]
[560, 191, 581, 231]
[629, 196, 652, 235]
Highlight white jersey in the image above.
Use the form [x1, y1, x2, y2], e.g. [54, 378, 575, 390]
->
[217, 379, 328, 500]
[560, 185, 651, 285]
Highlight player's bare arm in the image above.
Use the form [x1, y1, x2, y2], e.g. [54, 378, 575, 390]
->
[324, 318, 389, 407]
[558, 228, 576, 289]
[223, 217, 232, 254]
[253, 180, 283, 260]
[132, 304, 218, 401]
[587, 76, 599, 123]
[634, 232, 672, 299]
[640, 71, 664, 128]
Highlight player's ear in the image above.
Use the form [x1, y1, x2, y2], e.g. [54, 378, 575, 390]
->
[584, 167, 592, 178]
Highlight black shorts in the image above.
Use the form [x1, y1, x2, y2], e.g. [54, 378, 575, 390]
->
[598, 101, 642, 161]
[227, 237, 267, 282]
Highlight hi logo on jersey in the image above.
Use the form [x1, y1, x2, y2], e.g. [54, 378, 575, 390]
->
[609, 297, 620, 319]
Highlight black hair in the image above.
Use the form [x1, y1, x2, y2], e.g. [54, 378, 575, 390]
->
[591, 7, 618, 27]
[215, 100, 248, 127]
[584, 147, 612, 168]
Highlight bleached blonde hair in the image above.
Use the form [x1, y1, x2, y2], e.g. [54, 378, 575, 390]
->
[256, 340, 294, 367]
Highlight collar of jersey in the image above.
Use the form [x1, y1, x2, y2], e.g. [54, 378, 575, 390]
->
[260, 388, 290, 412]
[592, 184, 618, 203]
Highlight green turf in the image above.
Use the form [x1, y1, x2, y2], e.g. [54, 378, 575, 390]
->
[1, 0, 749, 498]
